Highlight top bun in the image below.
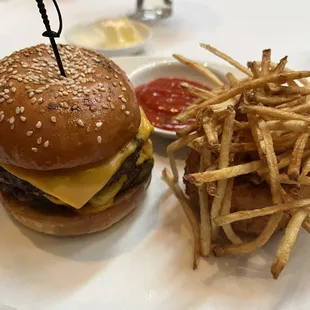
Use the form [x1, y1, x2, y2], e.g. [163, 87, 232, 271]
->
[0, 44, 140, 170]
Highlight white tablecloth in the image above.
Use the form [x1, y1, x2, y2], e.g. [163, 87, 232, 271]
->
[1, 0, 310, 68]
[1, 2, 310, 310]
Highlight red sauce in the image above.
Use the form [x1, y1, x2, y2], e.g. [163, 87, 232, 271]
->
[135, 78, 209, 131]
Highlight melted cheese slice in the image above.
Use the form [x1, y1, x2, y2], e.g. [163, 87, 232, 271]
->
[137, 139, 153, 165]
[0, 109, 153, 209]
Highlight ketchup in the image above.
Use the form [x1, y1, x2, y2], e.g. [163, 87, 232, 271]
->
[135, 78, 208, 131]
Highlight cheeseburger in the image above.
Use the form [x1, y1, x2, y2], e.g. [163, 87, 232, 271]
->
[0, 44, 154, 235]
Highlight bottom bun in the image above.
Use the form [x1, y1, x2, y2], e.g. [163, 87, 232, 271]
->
[1, 176, 151, 236]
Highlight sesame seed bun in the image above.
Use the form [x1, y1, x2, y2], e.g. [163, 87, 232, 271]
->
[0, 44, 140, 170]
[1, 175, 151, 236]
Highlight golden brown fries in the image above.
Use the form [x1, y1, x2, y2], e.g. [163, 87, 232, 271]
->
[271, 209, 309, 279]
[200, 44, 252, 77]
[247, 61, 260, 78]
[162, 168, 201, 269]
[214, 199, 310, 226]
[266, 120, 309, 133]
[220, 178, 242, 244]
[210, 109, 235, 240]
[164, 45, 310, 279]
[198, 146, 212, 256]
[261, 49, 271, 77]
[180, 82, 215, 100]
[272, 56, 288, 74]
[288, 133, 309, 180]
[173, 54, 223, 86]
[176, 71, 310, 123]
[213, 213, 283, 256]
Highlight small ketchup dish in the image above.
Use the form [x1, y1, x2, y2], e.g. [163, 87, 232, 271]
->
[129, 59, 224, 139]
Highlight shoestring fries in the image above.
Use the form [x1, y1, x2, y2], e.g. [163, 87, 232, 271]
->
[163, 44, 310, 279]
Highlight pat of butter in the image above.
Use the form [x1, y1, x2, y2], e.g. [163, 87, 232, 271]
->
[75, 18, 143, 49]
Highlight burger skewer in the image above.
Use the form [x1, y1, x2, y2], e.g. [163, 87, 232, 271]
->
[163, 45, 310, 279]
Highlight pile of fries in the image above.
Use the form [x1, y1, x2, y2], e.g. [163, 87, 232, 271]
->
[163, 44, 310, 279]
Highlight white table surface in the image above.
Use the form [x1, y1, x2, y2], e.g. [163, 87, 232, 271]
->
[1, 0, 310, 68]
[1, 1, 310, 310]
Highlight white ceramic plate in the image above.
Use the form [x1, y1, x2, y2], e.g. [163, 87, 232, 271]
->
[65, 21, 152, 57]
[1, 57, 310, 310]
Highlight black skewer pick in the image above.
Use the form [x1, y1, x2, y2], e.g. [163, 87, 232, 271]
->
[35, 0, 66, 77]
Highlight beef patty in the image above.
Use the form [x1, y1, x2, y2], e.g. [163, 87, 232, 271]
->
[0, 139, 153, 209]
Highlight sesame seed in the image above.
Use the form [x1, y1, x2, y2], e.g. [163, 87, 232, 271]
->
[4, 89, 9, 94]
[15, 107, 20, 114]
[37, 137, 42, 144]
[0, 98, 4, 103]
[111, 104, 115, 110]
[8, 82, 13, 87]
[114, 74, 118, 78]
[20, 116, 26, 122]
[97, 136, 102, 144]
[31, 98, 37, 104]
[125, 111, 130, 116]
[77, 119, 84, 127]
[26, 131, 33, 136]
[102, 105, 109, 109]
[17, 78, 22, 82]
[36, 121, 42, 129]
[121, 87, 127, 91]
[112, 82, 117, 87]
[29, 92, 34, 98]
[0, 115, 4, 122]
[38, 98, 43, 104]
[121, 97, 127, 103]
[96, 121, 103, 128]
[31, 147, 38, 153]
[119, 81, 124, 86]
[107, 96, 111, 102]
[12, 70, 17, 75]
[63, 91, 68, 96]
[9, 117, 15, 124]
[121, 104, 126, 111]
[20, 106, 25, 113]
[11, 87, 16, 93]
[105, 76, 111, 80]
[50, 116, 57, 123]
[10, 124, 14, 130]
[4, 95, 9, 100]
[7, 99, 13, 104]
[44, 140, 49, 148]
[35, 89, 43, 94]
